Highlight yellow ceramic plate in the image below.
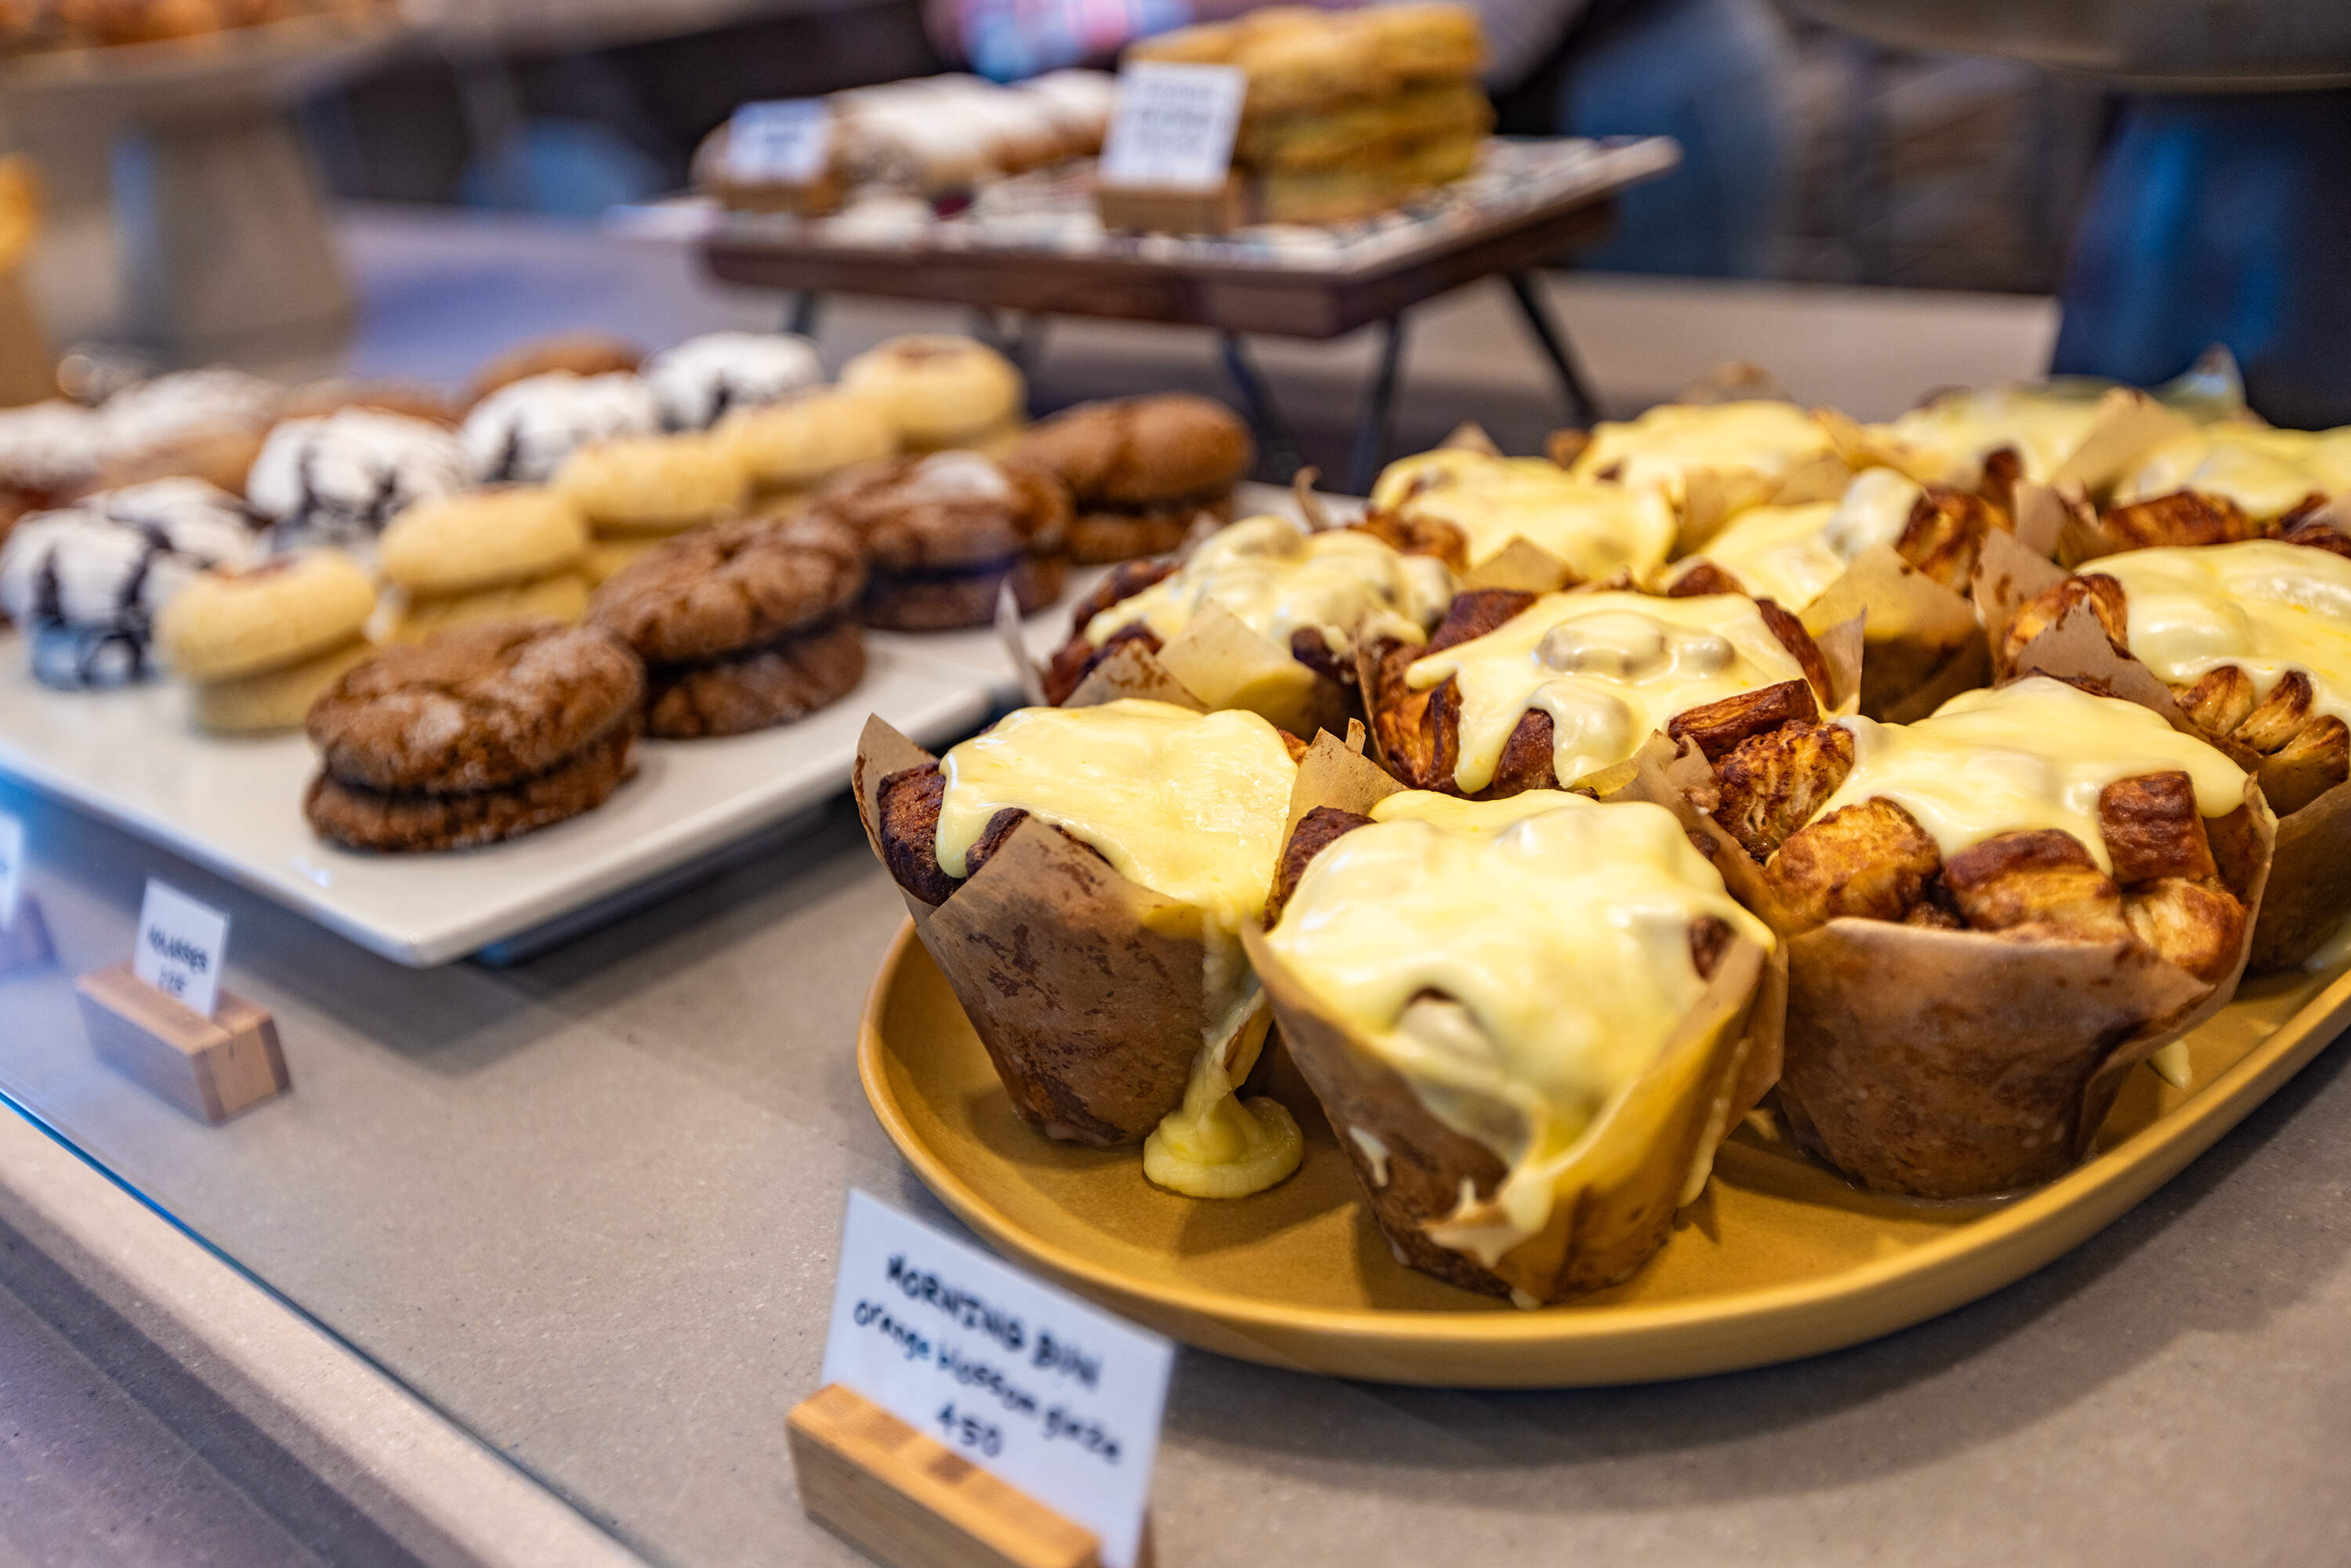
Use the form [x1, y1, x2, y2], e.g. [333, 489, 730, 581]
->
[860, 921, 2351, 1385]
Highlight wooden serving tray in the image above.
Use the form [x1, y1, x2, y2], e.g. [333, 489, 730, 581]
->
[859, 919, 2351, 1386]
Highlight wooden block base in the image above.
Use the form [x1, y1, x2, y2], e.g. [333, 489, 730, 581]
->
[1094, 176, 1241, 236]
[788, 1384, 1105, 1568]
[0, 896, 54, 977]
[72, 962, 288, 1124]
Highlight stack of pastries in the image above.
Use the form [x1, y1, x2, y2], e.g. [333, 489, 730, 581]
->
[857, 367, 2351, 1307]
[1127, 3, 1494, 225]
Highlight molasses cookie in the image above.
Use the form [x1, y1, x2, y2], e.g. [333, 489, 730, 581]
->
[838, 335, 1023, 451]
[465, 333, 645, 406]
[588, 512, 867, 737]
[642, 331, 824, 430]
[460, 371, 661, 485]
[805, 451, 1070, 631]
[302, 621, 644, 852]
[1014, 393, 1252, 563]
[247, 409, 466, 555]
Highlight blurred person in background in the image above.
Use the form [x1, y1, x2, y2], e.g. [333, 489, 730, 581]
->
[928, 0, 1798, 277]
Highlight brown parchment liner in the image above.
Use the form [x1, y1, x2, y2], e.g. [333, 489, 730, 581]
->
[1614, 661, 2279, 1197]
[1065, 599, 1350, 738]
[853, 712, 1288, 1147]
[1797, 541, 1988, 723]
[1980, 552, 2351, 972]
[1241, 742, 1786, 1303]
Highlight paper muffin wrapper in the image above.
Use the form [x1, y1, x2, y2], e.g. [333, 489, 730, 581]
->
[855, 712, 1265, 1146]
[1615, 714, 2277, 1198]
[1063, 598, 1353, 738]
[1241, 733, 1783, 1305]
[1977, 534, 2351, 972]
[1799, 541, 1987, 723]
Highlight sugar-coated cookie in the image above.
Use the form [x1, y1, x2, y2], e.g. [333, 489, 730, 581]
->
[304, 719, 638, 853]
[460, 372, 661, 484]
[386, 571, 593, 644]
[157, 550, 376, 682]
[0, 400, 111, 504]
[190, 636, 376, 735]
[247, 410, 467, 552]
[552, 433, 748, 534]
[804, 450, 1069, 629]
[378, 488, 589, 596]
[99, 368, 281, 456]
[306, 620, 643, 795]
[838, 335, 1023, 447]
[718, 389, 899, 491]
[642, 332, 824, 430]
[1016, 393, 1252, 507]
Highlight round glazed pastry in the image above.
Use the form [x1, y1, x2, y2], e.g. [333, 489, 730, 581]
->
[0, 480, 257, 689]
[1014, 393, 1252, 564]
[466, 333, 644, 406]
[551, 433, 748, 534]
[303, 621, 645, 853]
[246, 410, 467, 552]
[379, 489, 590, 597]
[460, 372, 661, 485]
[641, 331, 824, 430]
[805, 451, 1070, 630]
[719, 389, 900, 493]
[837, 335, 1023, 450]
[588, 513, 868, 737]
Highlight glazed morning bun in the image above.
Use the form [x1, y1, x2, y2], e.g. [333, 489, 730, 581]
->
[860, 700, 1307, 1198]
[1565, 400, 1849, 530]
[1661, 675, 2270, 1198]
[1251, 787, 1775, 1304]
[1365, 447, 1676, 582]
[1043, 513, 1454, 732]
[1365, 586, 1836, 798]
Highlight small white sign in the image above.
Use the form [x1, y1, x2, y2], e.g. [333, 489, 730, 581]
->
[820, 1190, 1172, 1568]
[0, 812, 22, 930]
[1099, 62, 1244, 190]
[132, 879, 230, 1019]
[723, 100, 833, 186]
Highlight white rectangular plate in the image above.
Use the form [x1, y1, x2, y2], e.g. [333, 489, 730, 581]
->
[0, 641, 991, 967]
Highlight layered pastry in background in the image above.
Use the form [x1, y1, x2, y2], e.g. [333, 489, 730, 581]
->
[0, 480, 254, 687]
[2000, 538, 2351, 970]
[1845, 381, 2194, 496]
[694, 70, 1115, 210]
[587, 513, 867, 739]
[460, 371, 661, 485]
[718, 387, 900, 501]
[806, 450, 1068, 630]
[1364, 584, 1840, 799]
[2106, 422, 2351, 535]
[1251, 787, 1776, 1304]
[1364, 447, 1676, 585]
[838, 335, 1024, 457]
[465, 333, 643, 406]
[302, 621, 644, 853]
[1014, 393, 1252, 564]
[155, 551, 377, 733]
[1664, 468, 1930, 613]
[1651, 676, 2269, 1198]
[1129, 3, 1493, 226]
[2, 0, 387, 53]
[552, 432, 749, 585]
[375, 488, 592, 642]
[245, 408, 466, 556]
[641, 331, 823, 431]
[857, 700, 1306, 1197]
[1044, 513, 1453, 735]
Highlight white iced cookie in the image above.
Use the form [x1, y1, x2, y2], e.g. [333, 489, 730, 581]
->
[248, 409, 467, 552]
[642, 331, 824, 430]
[99, 368, 281, 454]
[460, 371, 661, 484]
[0, 400, 114, 499]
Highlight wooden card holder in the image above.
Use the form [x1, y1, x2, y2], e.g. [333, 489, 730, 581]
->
[73, 962, 288, 1124]
[789, 1383, 1136, 1568]
[1094, 175, 1242, 237]
[0, 896, 54, 977]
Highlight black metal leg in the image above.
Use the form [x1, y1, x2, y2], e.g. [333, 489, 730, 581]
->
[1346, 316, 1408, 495]
[787, 291, 824, 338]
[1504, 270, 1600, 429]
[1219, 332, 1305, 481]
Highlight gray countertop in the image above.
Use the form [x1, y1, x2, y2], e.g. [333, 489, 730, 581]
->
[12, 212, 2349, 1567]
